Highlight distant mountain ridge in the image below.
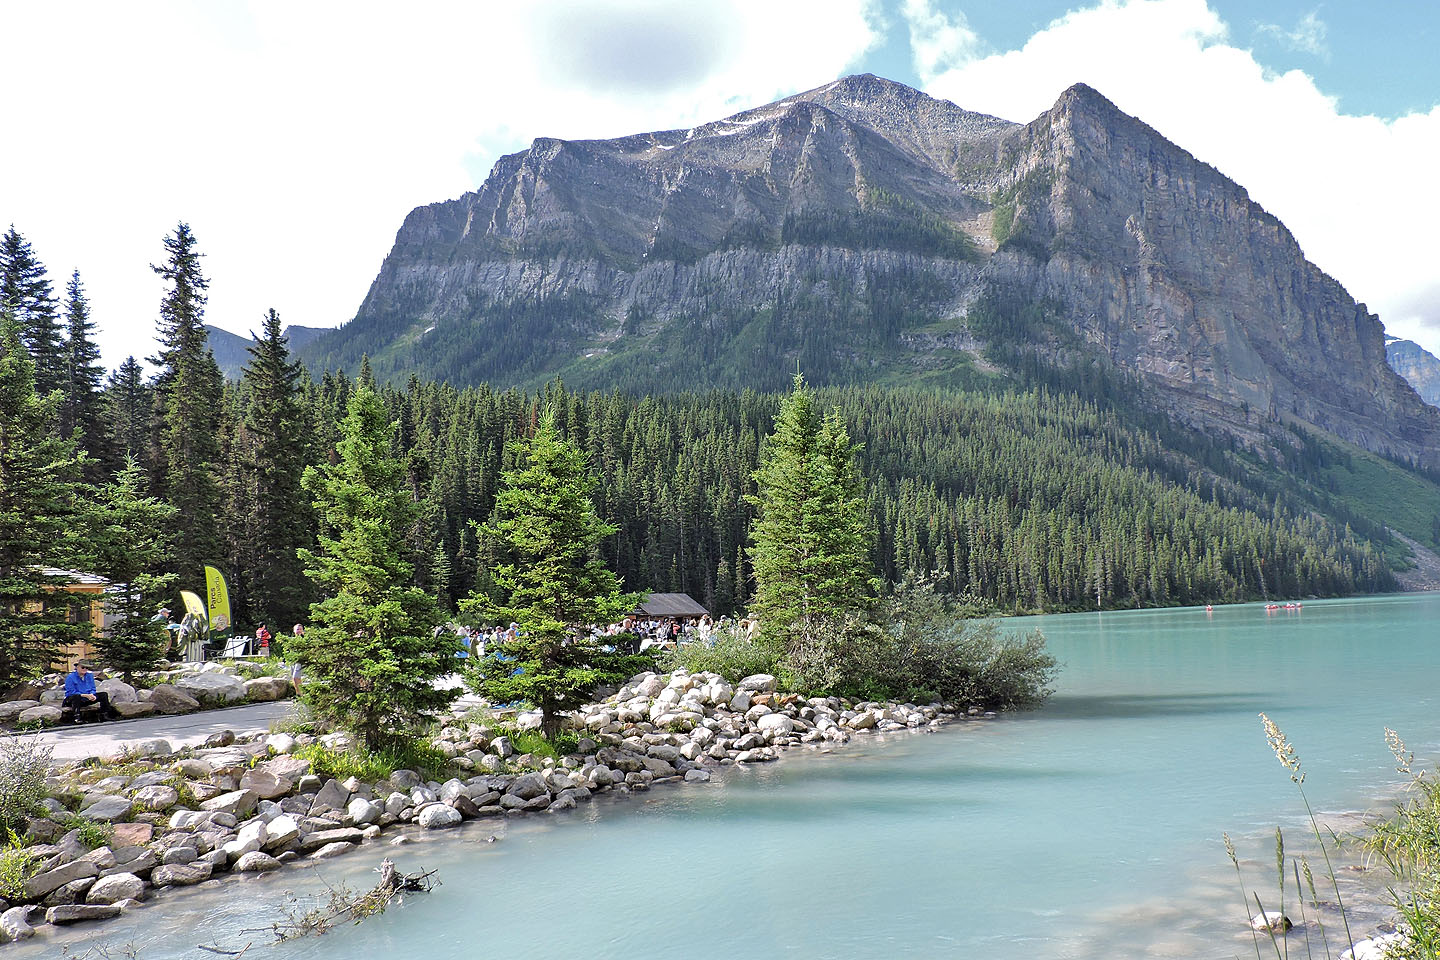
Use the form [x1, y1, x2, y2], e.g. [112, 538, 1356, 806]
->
[1387, 338, 1440, 407]
[299, 73, 1440, 470]
[206, 324, 330, 379]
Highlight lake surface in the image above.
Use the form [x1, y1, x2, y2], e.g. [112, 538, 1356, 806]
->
[22, 593, 1440, 959]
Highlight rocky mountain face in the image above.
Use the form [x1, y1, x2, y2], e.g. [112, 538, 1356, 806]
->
[302, 74, 1440, 469]
[1387, 339, 1440, 407]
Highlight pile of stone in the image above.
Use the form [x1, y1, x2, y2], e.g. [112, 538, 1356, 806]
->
[0, 663, 292, 727]
[0, 669, 985, 944]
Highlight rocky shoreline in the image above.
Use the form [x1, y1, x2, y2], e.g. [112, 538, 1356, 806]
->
[0, 669, 987, 947]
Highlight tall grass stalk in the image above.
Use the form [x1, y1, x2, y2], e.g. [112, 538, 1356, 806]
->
[1229, 832, 1267, 960]
[1260, 713, 1356, 954]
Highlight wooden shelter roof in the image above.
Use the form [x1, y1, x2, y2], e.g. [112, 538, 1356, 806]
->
[636, 592, 709, 618]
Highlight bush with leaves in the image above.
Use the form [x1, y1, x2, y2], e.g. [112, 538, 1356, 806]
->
[0, 734, 53, 834]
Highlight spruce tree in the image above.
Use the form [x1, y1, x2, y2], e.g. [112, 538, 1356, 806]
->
[59, 270, 109, 473]
[461, 408, 642, 739]
[104, 357, 151, 474]
[150, 223, 224, 582]
[0, 319, 89, 689]
[84, 459, 178, 680]
[293, 386, 450, 750]
[746, 375, 877, 650]
[0, 226, 65, 396]
[241, 309, 310, 627]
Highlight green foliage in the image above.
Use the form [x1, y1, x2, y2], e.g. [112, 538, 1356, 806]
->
[0, 226, 65, 397]
[748, 374, 880, 652]
[461, 408, 644, 737]
[0, 322, 91, 689]
[237, 308, 311, 628]
[499, 728, 581, 761]
[294, 386, 450, 751]
[59, 270, 109, 475]
[149, 221, 225, 581]
[103, 356, 151, 477]
[781, 188, 979, 261]
[0, 829, 40, 901]
[83, 458, 179, 679]
[0, 735, 53, 833]
[291, 740, 453, 783]
[1361, 741, 1440, 958]
[660, 628, 785, 682]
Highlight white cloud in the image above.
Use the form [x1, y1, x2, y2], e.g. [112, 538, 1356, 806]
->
[900, 0, 982, 83]
[915, 0, 1440, 356]
[0, 0, 882, 367]
[1258, 10, 1329, 59]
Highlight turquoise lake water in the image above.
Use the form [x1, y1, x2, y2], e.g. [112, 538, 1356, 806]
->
[22, 592, 1440, 959]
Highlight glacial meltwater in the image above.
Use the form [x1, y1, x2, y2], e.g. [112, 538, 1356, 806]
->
[21, 593, 1440, 959]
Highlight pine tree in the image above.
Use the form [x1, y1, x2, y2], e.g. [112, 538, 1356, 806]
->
[59, 270, 109, 473]
[241, 309, 310, 627]
[0, 226, 65, 396]
[84, 459, 179, 680]
[746, 375, 877, 650]
[293, 386, 451, 750]
[150, 223, 224, 582]
[104, 357, 151, 474]
[461, 408, 642, 739]
[0, 319, 90, 688]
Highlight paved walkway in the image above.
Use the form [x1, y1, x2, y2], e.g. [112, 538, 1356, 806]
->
[32, 701, 297, 761]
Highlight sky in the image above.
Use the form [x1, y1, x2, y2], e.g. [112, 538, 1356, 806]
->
[2, 0, 1438, 367]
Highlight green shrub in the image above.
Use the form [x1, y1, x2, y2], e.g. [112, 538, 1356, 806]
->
[0, 734, 53, 833]
[0, 829, 40, 901]
[659, 628, 784, 682]
[494, 727, 580, 761]
[771, 578, 1059, 707]
[51, 812, 113, 849]
[292, 740, 453, 783]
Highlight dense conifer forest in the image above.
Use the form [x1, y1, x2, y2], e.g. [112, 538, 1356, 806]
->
[0, 223, 1424, 641]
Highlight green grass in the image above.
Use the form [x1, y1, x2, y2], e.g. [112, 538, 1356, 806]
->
[1313, 437, 1440, 552]
[291, 741, 455, 784]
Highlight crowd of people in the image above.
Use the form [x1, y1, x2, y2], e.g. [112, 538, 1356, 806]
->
[439, 613, 762, 659]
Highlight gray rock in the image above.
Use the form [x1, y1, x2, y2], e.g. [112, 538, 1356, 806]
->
[235, 851, 283, 872]
[150, 862, 213, 886]
[507, 773, 548, 800]
[417, 804, 463, 828]
[263, 814, 300, 849]
[0, 700, 39, 722]
[684, 769, 712, 782]
[238, 769, 292, 800]
[310, 841, 355, 860]
[80, 795, 134, 822]
[131, 784, 179, 811]
[297, 828, 364, 852]
[311, 779, 350, 812]
[728, 691, 752, 713]
[346, 797, 381, 826]
[17, 705, 61, 725]
[736, 674, 776, 693]
[113, 701, 157, 718]
[176, 672, 246, 704]
[489, 736, 514, 758]
[23, 859, 100, 900]
[86, 873, 145, 905]
[438, 779, 468, 804]
[94, 679, 137, 703]
[173, 757, 214, 779]
[0, 905, 34, 942]
[757, 714, 795, 737]
[388, 769, 421, 791]
[260, 753, 310, 782]
[222, 821, 268, 862]
[148, 684, 200, 714]
[46, 903, 121, 924]
[161, 846, 198, 865]
[243, 676, 291, 701]
[201, 789, 258, 818]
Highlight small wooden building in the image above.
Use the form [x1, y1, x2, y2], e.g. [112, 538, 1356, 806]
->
[40, 567, 111, 668]
[635, 592, 709, 621]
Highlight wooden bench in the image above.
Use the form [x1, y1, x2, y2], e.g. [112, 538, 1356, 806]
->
[59, 701, 105, 724]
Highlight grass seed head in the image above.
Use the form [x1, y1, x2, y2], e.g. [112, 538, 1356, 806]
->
[1260, 713, 1305, 784]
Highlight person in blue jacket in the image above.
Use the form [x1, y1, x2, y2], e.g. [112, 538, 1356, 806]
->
[62, 660, 118, 722]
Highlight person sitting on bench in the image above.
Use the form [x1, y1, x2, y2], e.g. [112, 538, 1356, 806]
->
[63, 660, 118, 722]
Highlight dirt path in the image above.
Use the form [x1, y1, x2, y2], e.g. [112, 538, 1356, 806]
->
[32, 700, 296, 761]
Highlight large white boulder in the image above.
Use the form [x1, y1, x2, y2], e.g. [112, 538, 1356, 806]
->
[95, 679, 137, 703]
[176, 672, 245, 704]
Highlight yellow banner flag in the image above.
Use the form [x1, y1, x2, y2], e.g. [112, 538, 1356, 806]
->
[180, 590, 207, 621]
[205, 565, 232, 638]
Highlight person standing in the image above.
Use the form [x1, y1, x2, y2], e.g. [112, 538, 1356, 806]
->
[62, 660, 118, 722]
[289, 623, 304, 694]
